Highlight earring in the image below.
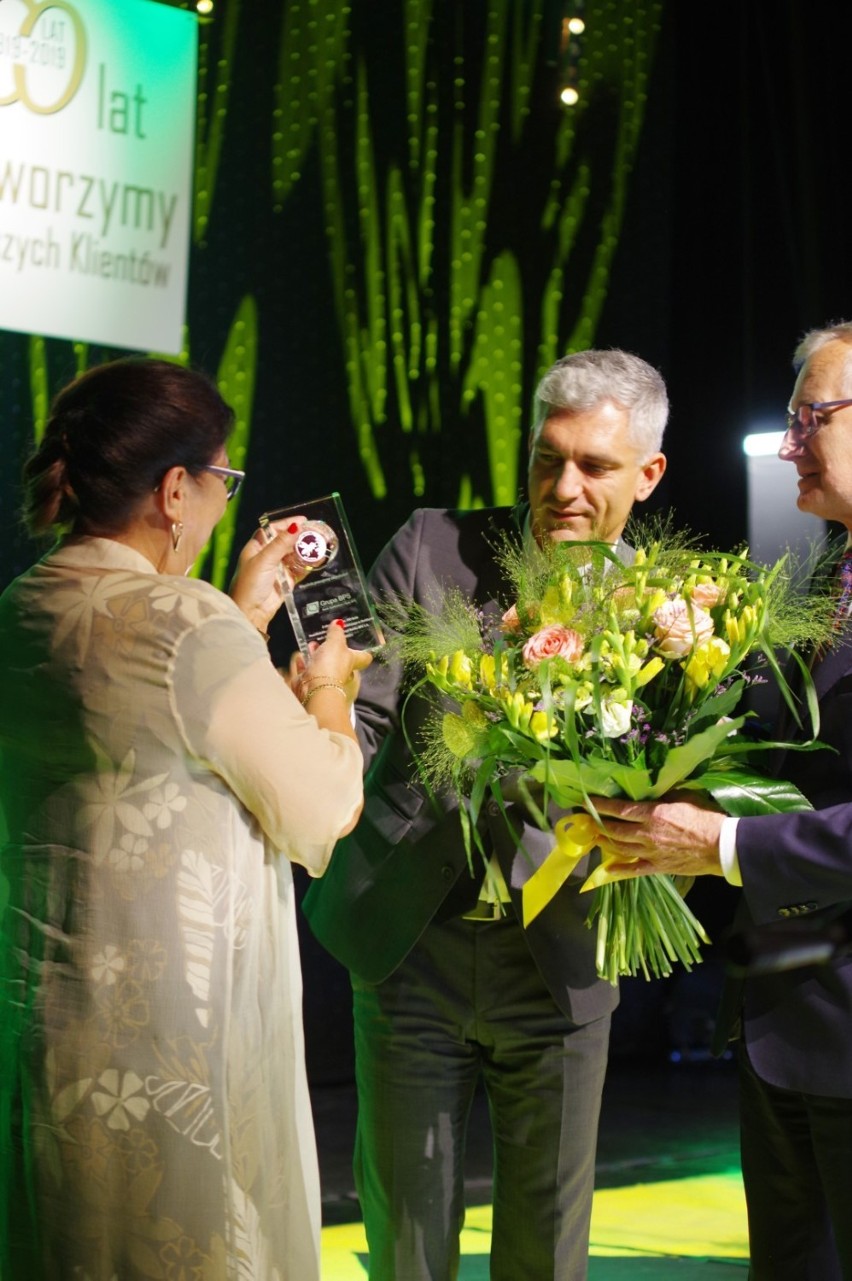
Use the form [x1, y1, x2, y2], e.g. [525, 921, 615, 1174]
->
[171, 521, 184, 552]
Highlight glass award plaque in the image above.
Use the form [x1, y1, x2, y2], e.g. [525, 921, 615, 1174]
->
[258, 492, 384, 657]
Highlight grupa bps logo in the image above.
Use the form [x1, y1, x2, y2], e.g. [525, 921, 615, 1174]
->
[0, 0, 87, 115]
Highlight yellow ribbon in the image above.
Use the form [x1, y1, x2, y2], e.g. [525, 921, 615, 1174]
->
[521, 812, 640, 926]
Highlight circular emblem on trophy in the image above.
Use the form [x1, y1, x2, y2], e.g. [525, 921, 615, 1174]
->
[293, 521, 339, 572]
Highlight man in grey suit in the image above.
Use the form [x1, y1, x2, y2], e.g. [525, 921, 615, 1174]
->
[593, 321, 852, 1281]
[304, 349, 668, 1280]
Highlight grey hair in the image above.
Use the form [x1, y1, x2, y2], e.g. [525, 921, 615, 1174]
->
[793, 321, 852, 390]
[531, 349, 668, 460]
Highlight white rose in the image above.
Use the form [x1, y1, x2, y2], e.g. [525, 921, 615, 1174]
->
[600, 698, 633, 738]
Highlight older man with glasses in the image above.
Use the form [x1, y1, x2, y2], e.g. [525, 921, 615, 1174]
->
[592, 319, 852, 1281]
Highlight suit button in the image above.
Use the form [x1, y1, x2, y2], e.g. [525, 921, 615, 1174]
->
[441, 865, 454, 882]
[487, 800, 500, 816]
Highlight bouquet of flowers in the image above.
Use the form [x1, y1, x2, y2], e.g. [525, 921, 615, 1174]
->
[389, 524, 834, 984]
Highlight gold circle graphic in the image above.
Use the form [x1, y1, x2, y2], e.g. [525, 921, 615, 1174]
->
[0, 0, 87, 115]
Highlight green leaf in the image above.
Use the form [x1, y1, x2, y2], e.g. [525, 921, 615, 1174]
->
[763, 644, 822, 742]
[514, 774, 551, 830]
[713, 736, 831, 757]
[691, 768, 813, 816]
[505, 732, 549, 762]
[686, 678, 746, 732]
[649, 716, 746, 797]
[607, 764, 654, 799]
[469, 756, 494, 824]
[529, 756, 624, 804]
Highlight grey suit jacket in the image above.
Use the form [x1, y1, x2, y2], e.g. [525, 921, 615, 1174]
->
[723, 612, 852, 1096]
[303, 506, 621, 1026]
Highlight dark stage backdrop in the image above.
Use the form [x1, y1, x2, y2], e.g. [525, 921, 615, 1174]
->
[1, 0, 851, 1078]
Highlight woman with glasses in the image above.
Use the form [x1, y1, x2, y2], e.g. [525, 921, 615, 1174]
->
[0, 357, 369, 1280]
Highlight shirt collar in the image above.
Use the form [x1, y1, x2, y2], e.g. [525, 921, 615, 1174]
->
[44, 535, 162, 576]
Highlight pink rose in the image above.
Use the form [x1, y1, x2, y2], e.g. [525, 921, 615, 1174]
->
[522, 625, 585, 668]
[653, 597, 714, 658]
[690, 582, 724, 609]
[501, 604, 521, 632]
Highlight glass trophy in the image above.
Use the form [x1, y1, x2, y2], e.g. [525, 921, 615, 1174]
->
[258, 492, 385, 657]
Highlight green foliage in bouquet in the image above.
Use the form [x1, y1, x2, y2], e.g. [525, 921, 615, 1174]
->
[387, 522, 836, 984]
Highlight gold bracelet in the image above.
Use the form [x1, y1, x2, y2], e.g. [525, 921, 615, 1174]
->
[301, 681, 348, 706]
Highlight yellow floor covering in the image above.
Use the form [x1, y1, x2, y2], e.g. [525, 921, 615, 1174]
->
[320, 1166, 749, 1277]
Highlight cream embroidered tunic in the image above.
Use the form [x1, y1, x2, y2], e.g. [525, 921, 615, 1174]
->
[0, 537, 362, 1281]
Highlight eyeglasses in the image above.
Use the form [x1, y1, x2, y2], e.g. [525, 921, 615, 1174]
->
[784, 399, 852, 442]
[200, 464, 245, 501]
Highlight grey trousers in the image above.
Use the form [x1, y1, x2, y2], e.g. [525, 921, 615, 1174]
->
[351, 914, 611, 1281]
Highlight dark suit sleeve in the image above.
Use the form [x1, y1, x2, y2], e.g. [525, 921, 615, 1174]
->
[301, 509, 476, 983]
[735, 665, 852, 925]
[737, 803, 852, 925]
[355, 509, 428, 772]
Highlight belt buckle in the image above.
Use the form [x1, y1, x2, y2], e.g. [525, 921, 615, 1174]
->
[462, 899, 507, 922]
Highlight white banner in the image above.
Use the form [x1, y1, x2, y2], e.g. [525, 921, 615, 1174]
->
[0, 0, 197, 354]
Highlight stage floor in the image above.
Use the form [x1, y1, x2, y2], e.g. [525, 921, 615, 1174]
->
[312, 1056, 748, 1278]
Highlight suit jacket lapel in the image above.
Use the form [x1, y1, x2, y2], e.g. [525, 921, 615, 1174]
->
[771, 536, 849, 755]
[471, 505, 525, 624]
[813, 628, 852, 699]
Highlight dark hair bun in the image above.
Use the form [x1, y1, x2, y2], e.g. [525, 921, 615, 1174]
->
[23, 359, 234, 537]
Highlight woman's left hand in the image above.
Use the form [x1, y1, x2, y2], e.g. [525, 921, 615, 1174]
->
[228, 518, 306, 634]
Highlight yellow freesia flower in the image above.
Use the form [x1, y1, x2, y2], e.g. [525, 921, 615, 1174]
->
[479, 652, 509, 691]
[739, 603, 758, 642]
[529, 709, 559, 742]
[426, 654, 449, 679]
[723, 606, 757, 647]
[573, 681, 594, 710]
[644, 587, 668, 615]
[606, 652, 638, 682]
[539, 584, 563, 626]
[684, 636, 731, 691]
[498, 689, 534, 732]
[635, 655, 665, 687]
[449, 650, 474, 687]
[558, 571, 574, 615]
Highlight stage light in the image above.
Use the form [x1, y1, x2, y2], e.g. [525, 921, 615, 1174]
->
[196, 0, 214, 14]
[743, 431, 785, 456]
[743, 427, 825, 567]
[558, 9, 584, 108]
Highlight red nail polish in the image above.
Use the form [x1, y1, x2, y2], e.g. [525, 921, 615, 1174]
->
[334, 619, 346, 628]
[287, 522, 299, 534]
